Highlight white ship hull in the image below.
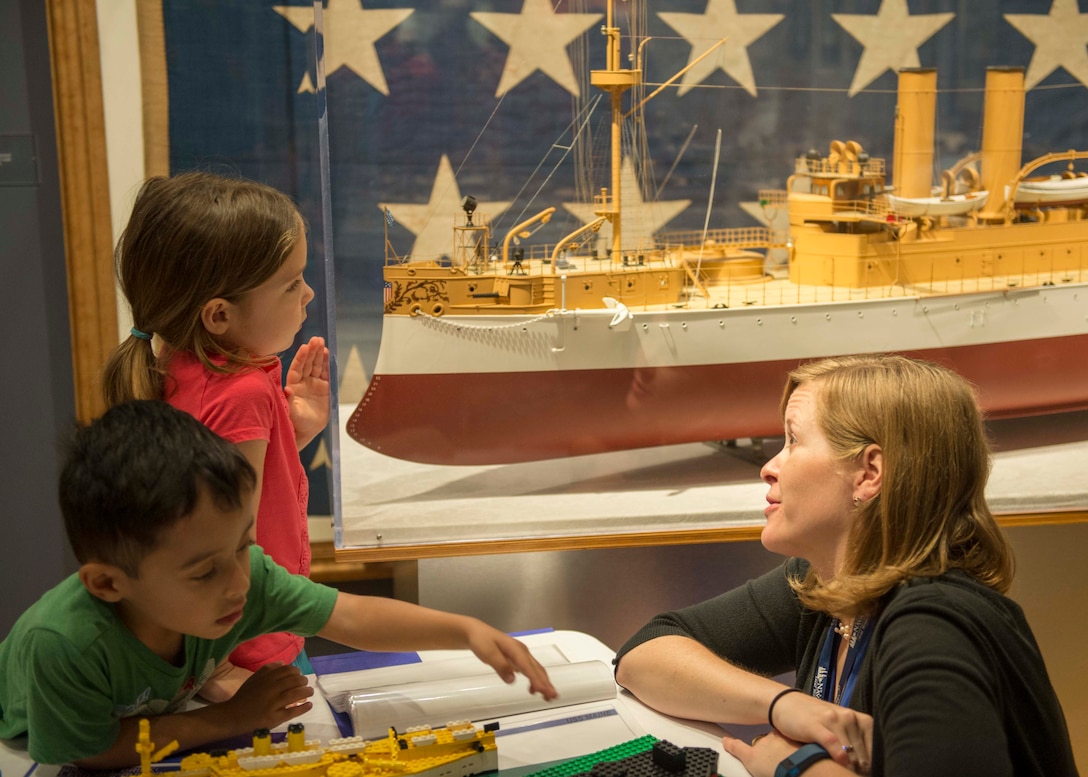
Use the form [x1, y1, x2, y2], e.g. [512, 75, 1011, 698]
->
[348, 282, 1088, 465]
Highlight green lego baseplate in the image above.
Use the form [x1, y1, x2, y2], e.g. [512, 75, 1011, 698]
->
[522, 735, 718, 777]
[523, 736, 658, 777]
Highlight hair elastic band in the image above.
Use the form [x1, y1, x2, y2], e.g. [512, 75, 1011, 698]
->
[768, 687, 802, 729]
[130, 327, 152, 341]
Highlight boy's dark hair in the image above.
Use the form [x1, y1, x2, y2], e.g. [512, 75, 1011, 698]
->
[60, 400, 257, 576]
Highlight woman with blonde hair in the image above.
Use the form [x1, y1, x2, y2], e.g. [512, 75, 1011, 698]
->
[615, 354, 1076, 777]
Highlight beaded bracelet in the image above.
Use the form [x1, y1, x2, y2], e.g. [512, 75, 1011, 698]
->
[768, 687, 802, 728]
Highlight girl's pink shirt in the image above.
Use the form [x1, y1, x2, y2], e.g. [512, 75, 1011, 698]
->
[165, 350, 310, 669]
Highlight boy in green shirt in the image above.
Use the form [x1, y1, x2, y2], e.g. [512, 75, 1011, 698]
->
[0, 400, 556, 767]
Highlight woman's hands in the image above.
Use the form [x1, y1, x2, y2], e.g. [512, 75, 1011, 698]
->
[723, 730, 870, 777]
[722, 730, 801, 777]
[285, 336, 330, 449]
[722, 692, 873, 777]
[767, 690, 872, 771]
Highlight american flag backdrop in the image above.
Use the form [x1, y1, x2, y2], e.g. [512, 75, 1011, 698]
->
[157, 0, 1088, 510]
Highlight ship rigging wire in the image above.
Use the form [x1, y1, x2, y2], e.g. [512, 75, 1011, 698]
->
[692, 128, 724, 308]
[502, 95, 603, 232]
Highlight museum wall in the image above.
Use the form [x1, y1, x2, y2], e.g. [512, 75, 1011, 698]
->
[0, 0, 80, 636]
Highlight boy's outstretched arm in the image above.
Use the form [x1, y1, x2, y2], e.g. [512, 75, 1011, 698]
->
[318, 593, 558, 701]
[71, 664, 313, 770]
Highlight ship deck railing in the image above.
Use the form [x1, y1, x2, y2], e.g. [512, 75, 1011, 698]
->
[678, 265, 1088, 311]
[655, 225, 790, 251]
[758, 189, 789, 208]
[794, 155, 887, 178]
[822, 197, 897, 219]
[385, 228, 790, 272]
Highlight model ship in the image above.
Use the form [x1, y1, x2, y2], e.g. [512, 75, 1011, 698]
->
[346, 2, 1088, 466]
[136, 720, 498, 777]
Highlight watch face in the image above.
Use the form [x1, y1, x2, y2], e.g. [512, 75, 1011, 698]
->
[776, 744, 831, 777]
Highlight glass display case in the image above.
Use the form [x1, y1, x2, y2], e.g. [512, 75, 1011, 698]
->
[148, 0, 1088, 559]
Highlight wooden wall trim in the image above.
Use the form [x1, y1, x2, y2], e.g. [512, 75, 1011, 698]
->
[334, 526, 768, 563]
[46, 0, 117, 423]
[136, 0, 169, 177]
[332, 510, 1088, 563]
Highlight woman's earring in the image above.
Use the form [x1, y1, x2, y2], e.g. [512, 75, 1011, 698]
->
[853, 496, 861, 507]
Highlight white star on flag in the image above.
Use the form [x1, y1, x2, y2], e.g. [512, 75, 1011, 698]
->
[832, 0, 954, 97]
[658, 0, 784, 97]
[1006, 0, 1088, 90]
[471, 0, 601, 97]
[273, 0, 413, 95]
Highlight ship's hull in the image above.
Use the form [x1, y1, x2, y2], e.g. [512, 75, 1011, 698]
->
[347, 282, 1088, 465]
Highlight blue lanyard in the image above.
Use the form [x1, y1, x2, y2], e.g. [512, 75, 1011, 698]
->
[812, 615, 873, 706]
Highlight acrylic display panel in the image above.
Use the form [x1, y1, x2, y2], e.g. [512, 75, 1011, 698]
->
[151, 1, 1088, 559]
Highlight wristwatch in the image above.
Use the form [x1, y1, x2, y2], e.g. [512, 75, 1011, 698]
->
[774, 744, 831, 777]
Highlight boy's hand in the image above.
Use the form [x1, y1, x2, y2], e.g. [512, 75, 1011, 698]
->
[223, 663, 315, 730]
[464, 623, 559, 701]
[285, 336, 330, 449]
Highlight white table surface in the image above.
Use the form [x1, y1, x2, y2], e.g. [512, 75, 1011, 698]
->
[400, 630, 745, 775]
[0, 630, 747, 777]
[302, 630, 745, 776]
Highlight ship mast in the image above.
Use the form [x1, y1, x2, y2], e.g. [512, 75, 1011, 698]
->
[591, 0, 641, 262]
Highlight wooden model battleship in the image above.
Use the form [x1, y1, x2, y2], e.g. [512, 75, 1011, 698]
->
[347, 1, 1088, 466]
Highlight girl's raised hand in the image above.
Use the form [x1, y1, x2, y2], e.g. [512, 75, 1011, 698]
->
[285, 336, 330, 449]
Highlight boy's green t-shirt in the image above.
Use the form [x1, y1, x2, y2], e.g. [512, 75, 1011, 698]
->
[0, 546, 338, 765]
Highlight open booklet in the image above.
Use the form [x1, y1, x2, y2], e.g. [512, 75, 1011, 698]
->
[312, 643, 646, 768]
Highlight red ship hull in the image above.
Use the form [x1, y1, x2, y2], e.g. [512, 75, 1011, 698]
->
[348, 333, 1088, 466]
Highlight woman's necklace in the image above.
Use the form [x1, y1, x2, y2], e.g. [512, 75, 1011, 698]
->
[814, 614, 873, 706]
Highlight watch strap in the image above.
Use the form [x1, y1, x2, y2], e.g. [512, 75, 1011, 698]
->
[773, 744, 831, 777]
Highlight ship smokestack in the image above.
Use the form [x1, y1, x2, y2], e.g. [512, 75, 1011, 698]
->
[979, 67, 1025, 220]
[892, 68, 937, 199]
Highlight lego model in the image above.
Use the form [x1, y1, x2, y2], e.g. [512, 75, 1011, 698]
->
[133, 720, 498, 777]
[345, 1, 1088, 467]
[524, 736, 718, 777]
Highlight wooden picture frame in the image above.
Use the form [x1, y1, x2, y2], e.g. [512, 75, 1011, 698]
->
[52, 2, 1088, 565]
[46, 0, 117, 424]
